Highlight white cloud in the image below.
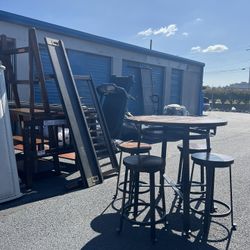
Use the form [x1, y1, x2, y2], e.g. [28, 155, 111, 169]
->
[182, 32, 189, 37]
[202, 44, 229, 53]
[191, 44, 229, 53]
[153, 24, 178, 37]
[191, 46, 202, 53]
[137, 28, 153, 36]
[138, 24, 178, 37]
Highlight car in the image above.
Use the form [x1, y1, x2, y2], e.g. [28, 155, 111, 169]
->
[203, 97, 211, 111]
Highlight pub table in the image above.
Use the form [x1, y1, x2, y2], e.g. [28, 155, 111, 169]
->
[126, 115, 227, 235]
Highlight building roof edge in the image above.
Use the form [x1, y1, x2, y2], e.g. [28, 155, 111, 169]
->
[0, 10, 205, 67]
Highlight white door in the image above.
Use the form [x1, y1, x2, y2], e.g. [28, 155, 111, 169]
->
[0, 64, 22, 203]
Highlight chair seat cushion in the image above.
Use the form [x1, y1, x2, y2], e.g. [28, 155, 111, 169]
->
[117, 141, 151, 154]
[123, 155, 164, 173]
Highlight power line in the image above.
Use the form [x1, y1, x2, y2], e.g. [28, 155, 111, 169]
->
[205, 67, 249, 74]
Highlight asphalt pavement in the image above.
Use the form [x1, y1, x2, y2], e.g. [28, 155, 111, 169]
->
[0, 111, 249, 250]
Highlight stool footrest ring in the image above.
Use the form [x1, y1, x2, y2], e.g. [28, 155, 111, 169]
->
[118, 181, 150, 194]
[122, 202, 167, 226]
[190, 198, 231, 217]
[189, 180, 206, 194]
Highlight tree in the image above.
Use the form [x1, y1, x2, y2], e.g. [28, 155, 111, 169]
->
[226, 88, 236, 105]
[217, 87, 227, 105]
[203, 85, 250, 110]
[241, 89, 250, 104]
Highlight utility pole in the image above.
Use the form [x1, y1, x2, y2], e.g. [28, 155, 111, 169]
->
[150, 39, 152, 50]
[245, 48, 250, 85]
[245, 66, 250, 112]
[248, 67, 250, 85]
[245, 48, 250, 112]
[249, 67, 250, 113]
[241, 67, 250, 84]
[211, 87, 214, 110]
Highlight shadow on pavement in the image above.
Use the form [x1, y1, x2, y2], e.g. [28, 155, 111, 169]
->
[82, 212, 219, 250]
[0, 161, 79, 211]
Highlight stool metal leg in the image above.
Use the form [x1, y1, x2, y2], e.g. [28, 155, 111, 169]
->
[117, 167, 129, 233]
[190, 161, 195, 183]
[127, 170, 134, 207]
[189, 162, 206, 195]
[229, 165, 237, 230]
[203, 167, 213, 237]
[210, 168, 216, 213]
[160, 171, 167, 228]
[177, 151, 183, 184]
[133, 172, 140, 218]
[150, 172, 156, 242]
[114, 151, 123, 199]
[160, 170, 166, 212]
[200, 165, 205, 192]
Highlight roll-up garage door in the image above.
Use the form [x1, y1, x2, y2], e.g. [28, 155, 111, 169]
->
[122, 60, 164, 115]
[34, 44, 61, 104]
[170, 68, 183, 105]
[35, 45, 111, 104]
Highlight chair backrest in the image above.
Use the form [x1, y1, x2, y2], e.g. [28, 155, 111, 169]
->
[97, 83, 128, 139]
[110, 75, 134, 93]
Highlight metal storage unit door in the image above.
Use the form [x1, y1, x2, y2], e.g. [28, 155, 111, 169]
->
[170, 68, 183, 104]
[67, 50, 111, 106]
[35, 46, 111, 104]
[122, 60, 164, 115]
[34, 44, 61, 104]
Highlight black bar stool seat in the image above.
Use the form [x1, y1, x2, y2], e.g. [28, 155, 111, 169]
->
[123, 154, 163, 173]
[191, 152, 234, 167]
[190, 152, 236, 237]
[117, 155, 167, 242]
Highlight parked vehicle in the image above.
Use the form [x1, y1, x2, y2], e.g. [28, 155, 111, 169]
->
[203, 97, 211, 111]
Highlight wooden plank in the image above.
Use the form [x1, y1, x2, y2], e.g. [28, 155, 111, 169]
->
[59, 152, 75, 160]
[13, 135, 49, 144]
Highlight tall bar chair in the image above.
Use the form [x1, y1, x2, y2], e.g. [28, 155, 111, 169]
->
[113, 140, 152, 200]
[190, 152, 237, 237]
[176, 128, 214, 194]
[117, 155, 167, 242]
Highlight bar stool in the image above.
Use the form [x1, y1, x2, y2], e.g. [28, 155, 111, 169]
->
[117, 155, 167, 242]
[177, 142, 210, 194]
[176, 129, 212, 194]
[190, 152, 237, 236]
[113, 141, 152, 199]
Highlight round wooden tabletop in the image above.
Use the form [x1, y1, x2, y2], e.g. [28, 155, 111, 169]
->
[126, 115, 227, 128]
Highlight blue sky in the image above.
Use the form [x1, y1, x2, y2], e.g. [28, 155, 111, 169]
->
[1, 0, 250, 86]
